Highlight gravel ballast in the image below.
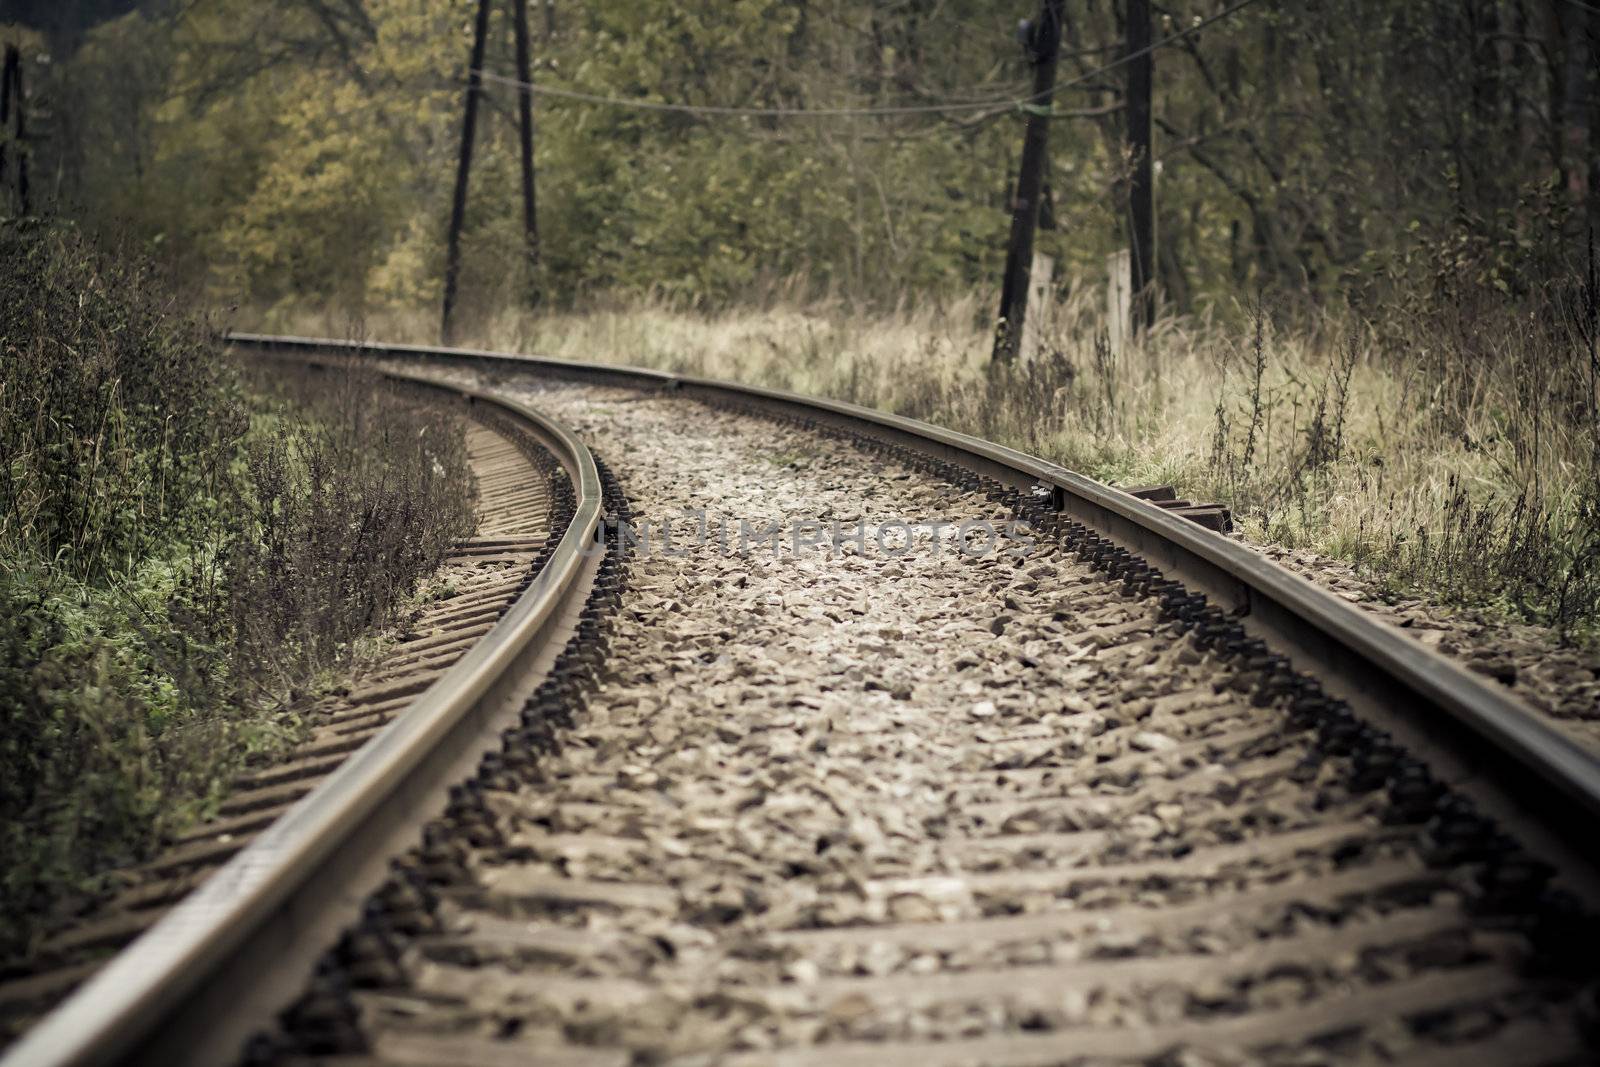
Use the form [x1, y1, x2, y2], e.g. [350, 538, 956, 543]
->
[253, 375, 1592, 1067]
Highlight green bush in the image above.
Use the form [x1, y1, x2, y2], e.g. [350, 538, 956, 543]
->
[0, 220, 245, 579]
[0, 223, 473, 956]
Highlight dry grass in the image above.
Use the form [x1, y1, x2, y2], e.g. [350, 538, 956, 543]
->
[257, 267, 1600, 643]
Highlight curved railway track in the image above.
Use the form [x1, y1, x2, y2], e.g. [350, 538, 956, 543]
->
[4, 334, 1598, 1067]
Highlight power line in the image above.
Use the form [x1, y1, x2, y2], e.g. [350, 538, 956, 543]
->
[476, 70, 1020, 116]
[475, 0, 1265, 120]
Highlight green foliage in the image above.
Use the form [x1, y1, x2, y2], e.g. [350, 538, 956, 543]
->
[15, 0, 1595, 319]
[39, 0, 1592, 314]
[0, 552, 239, 953]
[0, 222, 242, 949]
[0, 221, 245, 578]
[31, 0, 1033, 311]
[0, 223, 473, 957]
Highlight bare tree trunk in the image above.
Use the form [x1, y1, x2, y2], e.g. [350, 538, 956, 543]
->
[442, 0, 493, 345]
[0, 45, 15, 202]
[1126, 0, 1155, 331]
[1591, 21, 1600, 221]
[1159, 205, 1192, 315]
[1560, 0, 1592, 207]
[993, 0, 1065, 362]
[4, 47, 29, 216]
[511, 0, 540, 303]
[1543, 0, 1567, 176]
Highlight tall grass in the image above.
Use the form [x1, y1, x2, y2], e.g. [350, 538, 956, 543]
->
[228, 366, 473, 701]
[265, 240, 1600, 644]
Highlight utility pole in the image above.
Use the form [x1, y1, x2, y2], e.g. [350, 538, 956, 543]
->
[1126, 0, 1155, 332]
[510, 0, 540, 303]
[992, 0, 1065, 362]
[442, 0, 493, 345]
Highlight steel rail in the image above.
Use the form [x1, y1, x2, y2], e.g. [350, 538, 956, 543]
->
[226, 332, 1600, 904]
[1, 360, 603, 1067]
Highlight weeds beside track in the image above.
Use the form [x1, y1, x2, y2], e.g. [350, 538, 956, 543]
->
[0, 223, 473, 958]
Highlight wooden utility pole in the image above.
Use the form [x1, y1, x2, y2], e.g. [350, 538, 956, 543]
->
[442, 0, 493, 345]
[510, 0, 540, 303]
[1126, 0, 1155, 331]
[992, 0, 1065, 362]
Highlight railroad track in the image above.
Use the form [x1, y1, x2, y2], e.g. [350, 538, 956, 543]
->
[5, 335, 1599, 1066]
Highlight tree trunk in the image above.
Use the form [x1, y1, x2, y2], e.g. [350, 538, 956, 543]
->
[1560, 0, 1592, 207]
[0, 45, 15, 201]
[511, 0, 540, 303]
[441, 0, 493, 344]
[992, 0, 1065, 362]
[1126, 0, 1155, 330]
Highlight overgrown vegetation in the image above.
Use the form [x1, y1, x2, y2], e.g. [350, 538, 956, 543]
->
[283, 217, 1600, 644]
[0, 222, 473, 957]
[229, 367, 472, 699]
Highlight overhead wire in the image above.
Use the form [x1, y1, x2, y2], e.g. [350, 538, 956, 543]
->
[473, 0, 1265, 120]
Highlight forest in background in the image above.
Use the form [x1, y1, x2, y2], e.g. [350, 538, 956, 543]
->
[4, 0, 1596, 317]
[3, 0, 1599, 643]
